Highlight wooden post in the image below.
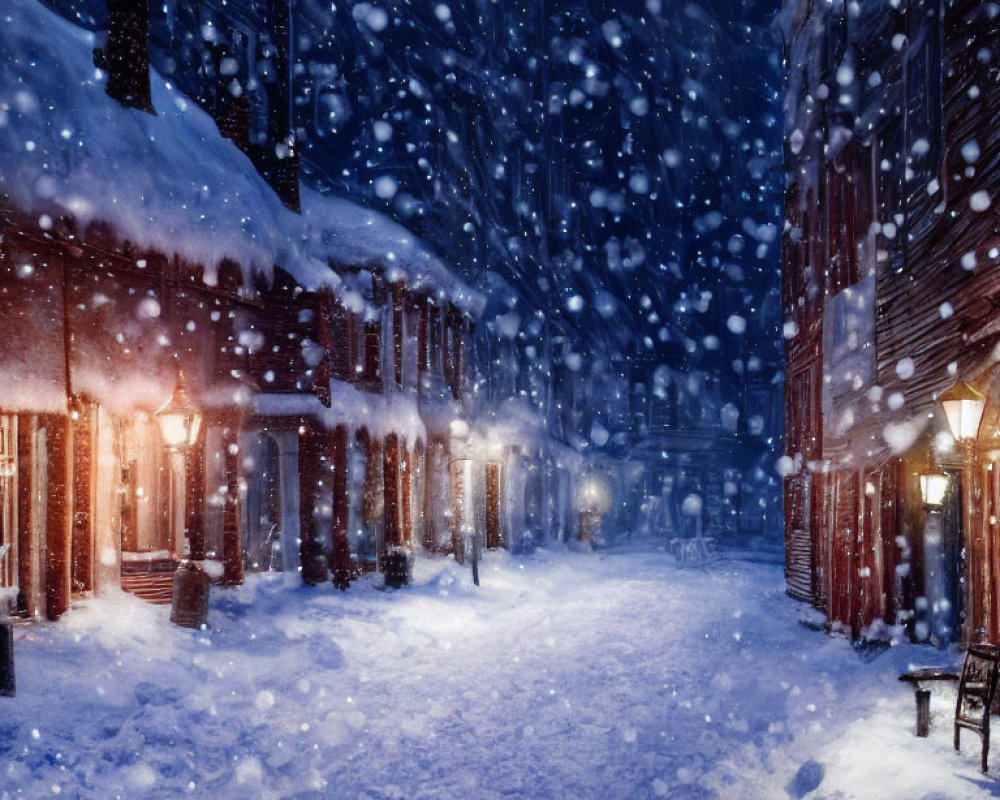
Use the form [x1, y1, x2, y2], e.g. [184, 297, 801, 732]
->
[962, 442, 980, 644]
[401, 444, 412, 545]
[220, 421, 243, 586]
[331, 425, 351, 590]
[973, 462, 994, 641]
[422, 437, 444, 551]
[991, 462, 1000, 644]
[450, 457, 466, 565]
[298, 423, 327, 585]
[486, 462, 502, 549]
[70, 400, 94, 594]
[16, 414, 34, 617]
[44, 414, 72, 621]
[362, 433, 384, 568]
[0, 623, 14, 696]
[186, 432, 206, 562]
[383, 434, 401, 550]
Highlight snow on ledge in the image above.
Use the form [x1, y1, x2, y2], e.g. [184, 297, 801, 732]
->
[254, 381, 425, 443]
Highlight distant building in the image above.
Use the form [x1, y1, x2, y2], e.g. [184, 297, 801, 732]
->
[781, 0, 1000, 642]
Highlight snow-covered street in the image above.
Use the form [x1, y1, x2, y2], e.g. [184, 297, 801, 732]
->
[0, 548, 992, 800]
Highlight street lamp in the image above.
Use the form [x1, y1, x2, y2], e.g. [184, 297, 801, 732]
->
[939, 381, 985, 444]
[577, 476, 611, 546]
[919, 472, 949, 509]
[156, 371, 203, 450]
[157, 372, 210, 628]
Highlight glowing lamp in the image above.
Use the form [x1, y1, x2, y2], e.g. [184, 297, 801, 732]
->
[156, 372, 202, 450]
[919, 473, 949, 508]
[939, 381, 985, 442]
[578, 478, 612, 516]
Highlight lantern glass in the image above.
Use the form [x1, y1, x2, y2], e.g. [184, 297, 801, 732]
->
[158, 412, 189, 448]
[919, 473, 949, 508]
[156, 373, 202, 450]
[939, 382, 985, 442]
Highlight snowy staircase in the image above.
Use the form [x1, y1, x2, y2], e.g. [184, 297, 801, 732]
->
[121, 558, 176, 605]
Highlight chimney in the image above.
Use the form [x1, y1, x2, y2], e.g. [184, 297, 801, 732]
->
[98, 0, 155, 114]
[211, 44, 252, 154]
[260, 0, 300, 212]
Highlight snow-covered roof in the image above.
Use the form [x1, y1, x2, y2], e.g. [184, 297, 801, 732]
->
[0, 0, 480, 312]
[300, 188, 485, 315]
[0, 0, 307, 285]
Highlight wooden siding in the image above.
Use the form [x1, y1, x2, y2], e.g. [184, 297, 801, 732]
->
[784, 473, 813, 602]
[783, 0, 1000, 643]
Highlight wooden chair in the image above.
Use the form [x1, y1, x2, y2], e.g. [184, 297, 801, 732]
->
[954, 643, 1000, 773]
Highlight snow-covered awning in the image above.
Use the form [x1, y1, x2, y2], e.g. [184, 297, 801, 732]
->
[253, 380, 425, 444]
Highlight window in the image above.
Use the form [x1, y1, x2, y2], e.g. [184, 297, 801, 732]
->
[429, 302, 442, 375]
[826, 148, 859, 295]
[329, 304, 352, 382]
[417, 301, 430, 373]
[363, 320, 381, 385]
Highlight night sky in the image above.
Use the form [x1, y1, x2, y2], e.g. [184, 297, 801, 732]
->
[48, 0, 785, 375]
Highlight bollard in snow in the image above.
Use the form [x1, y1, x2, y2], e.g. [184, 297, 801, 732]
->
[0, 621, 14, 696]
[170, 563, 211, 629]
[915, 688, 931, 737]
[383, 548, 411, 589]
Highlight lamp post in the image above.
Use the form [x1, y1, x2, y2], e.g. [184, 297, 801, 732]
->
[938, 380, 986, 642]
[157, 372, 209, 628]
[484, 437, 504, 553]
[156, 371, 203, 557]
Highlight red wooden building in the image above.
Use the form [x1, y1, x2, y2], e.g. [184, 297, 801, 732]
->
[0, 0, 485, 618]
[782, 0, 1000, 643]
